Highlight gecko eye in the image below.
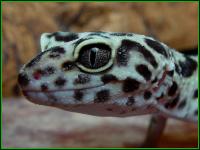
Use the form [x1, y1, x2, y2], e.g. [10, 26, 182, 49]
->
[77, 44, 112, 71]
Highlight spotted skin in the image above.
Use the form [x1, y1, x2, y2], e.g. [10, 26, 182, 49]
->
[18, 31, 198, 146]
[18, 31, 198, 121]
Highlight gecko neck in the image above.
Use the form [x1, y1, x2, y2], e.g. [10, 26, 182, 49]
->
[154, 50, 198, 122]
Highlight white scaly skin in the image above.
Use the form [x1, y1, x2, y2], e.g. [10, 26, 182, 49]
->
[18, 31, 198, 147]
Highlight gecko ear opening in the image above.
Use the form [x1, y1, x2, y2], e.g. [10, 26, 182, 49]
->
[40, 33, 51, 52]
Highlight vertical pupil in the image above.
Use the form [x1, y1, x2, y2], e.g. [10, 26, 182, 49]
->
[90, 48, 98, 67]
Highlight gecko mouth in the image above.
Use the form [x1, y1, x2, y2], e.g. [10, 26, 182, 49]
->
[22, 84, 105, 93]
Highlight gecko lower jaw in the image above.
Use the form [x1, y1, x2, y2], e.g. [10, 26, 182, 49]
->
[22, 84, 105, 93]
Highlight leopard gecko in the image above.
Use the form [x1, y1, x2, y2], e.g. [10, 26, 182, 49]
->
[18, 31, 198, 147]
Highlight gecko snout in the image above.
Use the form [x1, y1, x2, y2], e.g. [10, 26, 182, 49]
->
[18, 72, 30, 87]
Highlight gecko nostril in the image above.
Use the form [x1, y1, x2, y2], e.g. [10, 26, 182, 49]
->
[33, 70, 42, 80]
[18, 72, 30, 87]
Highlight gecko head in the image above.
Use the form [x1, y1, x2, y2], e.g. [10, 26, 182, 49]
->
[18, 32, 160, 117]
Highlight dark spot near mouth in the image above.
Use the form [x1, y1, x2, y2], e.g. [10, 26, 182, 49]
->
[144, 91, 152, 100]
[145, 38, 168, 58]
[94, 90, 110, 103]
[33, 66, 55, 79]
[18, 73, 30, 87]
[61, 61, 74, 71]
[122, 77, 140, 93]
[41, 84, 48, 91]
[168, 81, 178, 96]
[74, 74, 90, 84]
[74, 90, 84, 101]
[101, 74, 118, 84]
[54, 77, 66, 87]
[126, 96, 135, 106]
[136, 64, 152, 81]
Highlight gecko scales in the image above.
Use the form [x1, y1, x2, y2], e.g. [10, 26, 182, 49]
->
[18, 31, 198, 147]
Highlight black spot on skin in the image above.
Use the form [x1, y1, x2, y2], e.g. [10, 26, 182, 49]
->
[177, 99, 186, 109]
[145, 38, 168, 58]
[47, 32, 58, 38]
[55, 33, 79, 42]
[45, 66, 55, 75]
[41, 84, 48, 91]
[165, 94, 180, 109]
[193, 89, 198, 99]
[122, 77, 140, 93]
[47, 93, 58, 103]
[54, 77, 66, 87]
[110, 32, 133, 36]
[74, 74, 90, 84]
[18, 73, 30, 87]
[49, 47, 65, 58]
[62, 61, 74, 71]
[194, 109, 198, 116]
[35, 66, 55, 77]
[136, 64, 152, 81]
[126, 96, 135, 106]
[74, 90, 84, 101]
[178, 56, 197, 77]
[94, 90, 110, 103]
[116, 40, 158, 68]
[116, 40, 132, 66]
[167, 70, 174, 77]
[144, 91, 152, 100]
[175, 63, 181, 74]
[101, 74, 118, 84]
[168, 81, 178, 96]
[151, 77, 157, 84]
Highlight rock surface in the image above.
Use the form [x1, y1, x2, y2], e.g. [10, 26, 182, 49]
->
[3, 99, 198, 148]
[2, 3, 198, 97]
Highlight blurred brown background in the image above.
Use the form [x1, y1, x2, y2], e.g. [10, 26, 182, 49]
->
[2, 2, 198, 148]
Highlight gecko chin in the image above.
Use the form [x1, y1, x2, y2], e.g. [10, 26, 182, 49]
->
[23, 89, 156, 117]
[21, 82, 157, 117]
